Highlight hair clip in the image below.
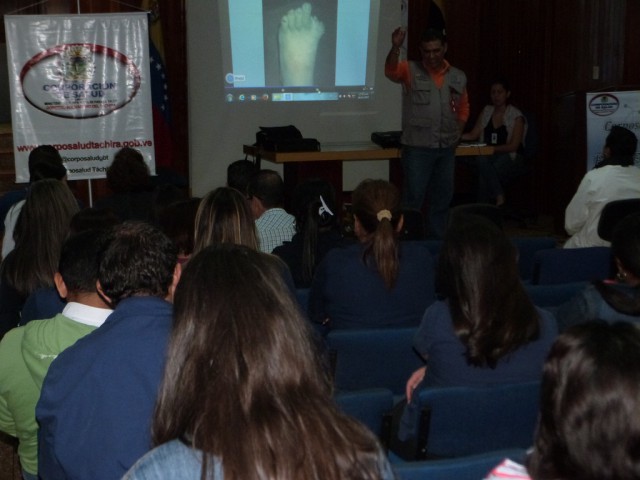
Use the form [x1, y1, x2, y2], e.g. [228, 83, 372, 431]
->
[318, 195, 334, 217]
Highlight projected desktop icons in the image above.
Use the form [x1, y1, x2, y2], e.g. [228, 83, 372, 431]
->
[225, 73, 246, 85]
[224, 93, 271, 103]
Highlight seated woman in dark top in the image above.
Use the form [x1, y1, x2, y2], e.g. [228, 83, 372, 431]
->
[555, 212, 640, 332]
[273, 179, 352, 288]
[405, 216, 557, 393]
[461, 77, 527, 206]
[308, 179, 436, 330]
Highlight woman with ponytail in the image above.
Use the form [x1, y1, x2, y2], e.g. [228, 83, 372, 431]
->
[308, 179, 436, 330]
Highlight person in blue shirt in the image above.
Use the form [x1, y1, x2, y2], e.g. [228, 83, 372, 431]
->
[36, 221, 181, 480]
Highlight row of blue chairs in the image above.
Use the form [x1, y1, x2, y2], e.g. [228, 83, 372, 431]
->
[323, 279, 585, 397]
[297, 280, 586, 316]
[424, 236, 611, 284]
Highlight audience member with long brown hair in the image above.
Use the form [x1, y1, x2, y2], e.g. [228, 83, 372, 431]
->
[308, 179, 435, 330]
[124, 244, 394, 480]
[405, 216, 557, 395]
[193, 187, 258, 253]
[0, 179, 79, 339]
[193, 187, 296, 295]
[487, 321, 640, 479]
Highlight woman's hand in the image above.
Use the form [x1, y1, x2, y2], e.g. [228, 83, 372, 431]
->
[405, 366, 426, 401]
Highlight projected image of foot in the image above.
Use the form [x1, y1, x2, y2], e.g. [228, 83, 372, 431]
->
[278, 2, 325, 86]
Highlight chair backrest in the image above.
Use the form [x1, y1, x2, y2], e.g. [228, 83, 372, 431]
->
[531, 247, 612, 284]
[334, 388, 394, 444]
[525, 281, 588, 307]
[597, 198, 640, 242]
[510, 236, 557, 281]
[415, 381, 540, 458]
[327, 327, 423, 396]
[393, 448, 528, 480]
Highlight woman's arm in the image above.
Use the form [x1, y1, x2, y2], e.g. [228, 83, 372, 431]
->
[405, 366, 426, 401]
[461, 111, 485, 141]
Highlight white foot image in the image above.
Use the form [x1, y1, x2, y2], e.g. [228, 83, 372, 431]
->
[278, 3, 325, 86]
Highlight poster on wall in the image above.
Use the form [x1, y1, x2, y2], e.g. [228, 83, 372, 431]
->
[586, 91, 640, 170]
[4, 13, 155, 182]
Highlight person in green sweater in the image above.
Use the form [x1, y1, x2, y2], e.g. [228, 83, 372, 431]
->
[0, 229, 113, 480]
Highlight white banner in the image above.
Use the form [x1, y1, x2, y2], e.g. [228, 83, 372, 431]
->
[4, 13, 155, 182]
[586, 91, 640, 170]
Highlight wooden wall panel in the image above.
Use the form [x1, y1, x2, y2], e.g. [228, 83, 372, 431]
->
[624, 0, 640, 83]
[441, 0, 634, 225]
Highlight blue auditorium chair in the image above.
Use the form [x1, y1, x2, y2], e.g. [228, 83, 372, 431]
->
[531, 246, 612, 284]
[327, 327, 423, 396]
[334, 388, 394, 445]
[392, 381, 539, 460]
[510, 236, 557, 281]
[393, 448, 527, 480]
[597, 198, 640, 242]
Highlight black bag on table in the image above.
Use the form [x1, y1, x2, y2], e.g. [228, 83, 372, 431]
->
[255, 125, 320, 152]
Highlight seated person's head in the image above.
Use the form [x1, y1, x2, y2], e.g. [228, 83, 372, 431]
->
[600, 126, 638, 167]
[438, 215, 518, 292]
[291, 178, 339, 233]
[246, 169, 285, 216]
[528, 321, 640, 479]
[351, 178, 402, 241]
[227, 160, 259, 194]
[28, 145, 67, 183]
[193, 187, 258, 253]
[97, 222, 178, 307]
[55, 230, 110, 306]
[106, 147, 152, 193]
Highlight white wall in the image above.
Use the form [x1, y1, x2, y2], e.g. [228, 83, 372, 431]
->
[186, 0, 402, 197]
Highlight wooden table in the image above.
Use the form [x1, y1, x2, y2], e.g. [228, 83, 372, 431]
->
[243, 143, 494, 164]
[242, 143, 495, 206]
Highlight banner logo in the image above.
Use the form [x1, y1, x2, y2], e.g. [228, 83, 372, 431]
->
[20, 43, 141, 119]
[588, 93, 620, 116]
